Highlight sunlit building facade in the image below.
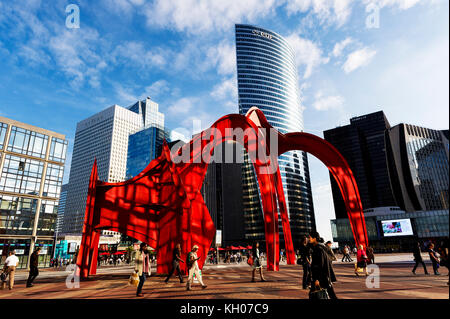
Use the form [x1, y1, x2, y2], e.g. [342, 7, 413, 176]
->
[235, 24, 315, 247]
[0, 116, 67, 268]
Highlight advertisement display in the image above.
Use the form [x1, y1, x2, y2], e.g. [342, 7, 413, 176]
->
[381, 219, 414, 237]
[68, 242, 77, 254]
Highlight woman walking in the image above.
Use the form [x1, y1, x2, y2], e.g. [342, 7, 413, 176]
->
[251, 242, 266, 282]
[355, 244, 369, 276]
[428, 243, 440, 275]
[135, 242, 150, 297]
[186, 245, 207, 290]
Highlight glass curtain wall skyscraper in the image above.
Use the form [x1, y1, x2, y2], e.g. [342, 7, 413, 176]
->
[235, 24, 315, 247]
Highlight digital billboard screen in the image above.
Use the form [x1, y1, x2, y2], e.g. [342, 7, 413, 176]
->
[381, 219, 414, 237]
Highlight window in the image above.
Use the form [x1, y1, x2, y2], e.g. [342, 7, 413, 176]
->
[0, 122, 8, 150]
[0, 155, 43, 194]
[7, 126, 48, 158]
[49, 137, 68, 163]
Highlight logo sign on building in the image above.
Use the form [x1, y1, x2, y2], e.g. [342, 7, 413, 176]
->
[252, 29, 273, 40]
[215, 230, 222, 246]
[15, 249, 25, 255]
[39, 247, 48, 255]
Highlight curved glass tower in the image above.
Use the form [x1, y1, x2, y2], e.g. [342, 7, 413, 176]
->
[235, 24, 315, 247]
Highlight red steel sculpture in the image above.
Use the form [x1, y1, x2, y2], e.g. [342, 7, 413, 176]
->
[76, 107, 368, 278]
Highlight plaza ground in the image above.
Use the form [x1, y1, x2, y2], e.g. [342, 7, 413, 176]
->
[1, 254, 448, 299]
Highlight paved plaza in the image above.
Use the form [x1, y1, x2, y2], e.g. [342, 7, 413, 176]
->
[1, 254, 448, 299]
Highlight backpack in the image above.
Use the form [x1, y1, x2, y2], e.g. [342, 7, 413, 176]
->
[186, 252, 194, 268]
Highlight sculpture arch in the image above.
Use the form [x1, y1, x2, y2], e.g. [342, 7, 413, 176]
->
[76, 108, 368, 278]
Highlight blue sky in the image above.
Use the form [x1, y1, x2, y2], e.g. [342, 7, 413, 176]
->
[0, 0, 448, 242]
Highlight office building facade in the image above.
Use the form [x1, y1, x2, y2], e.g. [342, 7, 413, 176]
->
[201, 141, 246, 247]
[61, 97, 164, 234]
[386, 124, 449, 212]
[323, 111, 397, 218]
[0, 116, 67, 268]
[126, 125, 170, 179]
[326, 112, 449, 251]
[55, 183, 68, 233]
[235, 24, 315, 247]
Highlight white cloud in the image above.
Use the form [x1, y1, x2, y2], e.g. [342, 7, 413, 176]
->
[167, 97, 198, 115]
[286, 34, 329, 79]
[145, 80, 170, 98]
[112, 41, 167, 69]
[313, 91, 345, 111]
[144, 0, 278, 34]
[206, 41, 236, 75]
[332, 37, 353, 57]
[363, 0, 422, 10]
[210, 77, 238, 112]
[285, 0, 354, 27]
[342, 47, 376, 73]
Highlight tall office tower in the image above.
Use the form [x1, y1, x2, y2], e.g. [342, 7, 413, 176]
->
[386, 124, 449, 212]
[324, 111, 397, 218]
[0, 116, 67, 268]
[235, 24, 315, 247]
[61, 97, 164, 234]
[55, 183, 68, 233]
[126, 125, 170, 179]
[201, 141, 246, 247]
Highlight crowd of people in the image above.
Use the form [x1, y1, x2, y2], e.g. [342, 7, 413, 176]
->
[0, 236, 448, 297]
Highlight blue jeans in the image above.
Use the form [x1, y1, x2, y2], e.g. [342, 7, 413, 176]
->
[137, 274, 146, 295]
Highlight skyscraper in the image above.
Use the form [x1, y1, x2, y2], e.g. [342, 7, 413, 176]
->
[235, 24, 315, 246]
[324, 111, 397, 218]
[386, 124, 449, 212]
[61, 97, 164, 234]
[55, 183, 68, 233]
[126, 125, 170, 179]
[0, 116, 67, 268]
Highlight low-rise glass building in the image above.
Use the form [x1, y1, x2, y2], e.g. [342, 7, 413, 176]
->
[0, 116, 67, 268]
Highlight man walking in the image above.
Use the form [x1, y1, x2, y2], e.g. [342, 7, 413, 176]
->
[26, 247, 41, 287]
[186, 245, 207, 290]
[309, 231, 337, 299]
[428, 243, 440, 275]
[164, 243, 184, 284]
[412, 242, 428, 275]
[298, 236, 312, 289]
[1, 250, 19, 290]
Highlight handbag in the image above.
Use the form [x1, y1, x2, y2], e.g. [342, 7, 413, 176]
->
[0, 272, 7, 282]
[247, 256, 254, 266]
[309, 286, 330, 300]
[129, 271, 139, 287]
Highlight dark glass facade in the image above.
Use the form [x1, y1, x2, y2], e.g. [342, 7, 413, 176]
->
[323, 111, 397, 218]
[126, 126, 170, 179]
[235, 24, 315, 247]
[386, 124, 449, 212]
[201, 142, 246, 246]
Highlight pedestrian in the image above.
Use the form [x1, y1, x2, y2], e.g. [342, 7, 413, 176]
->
[134, 242, 150, 297]
[309, 231, 337, 299]
[437, 239, 448, 285]
[366, 245, 375, 264]
[186, 245, 207, 290]
[412, 242, 429, 275]
[355, 244, 369, 277]
[26, 247, 41, 287]
[428, 243, 440, 275]
[165, 243, 185, 284]
[325, 241, 337, 261]
[298, 236, 312, 289]
[342, 245, 352, 262]
[1, 250, 19, 290]
[251, 242, 266, 282]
